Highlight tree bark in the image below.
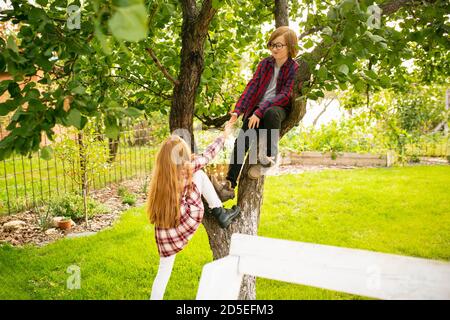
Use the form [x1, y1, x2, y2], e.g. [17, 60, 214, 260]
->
[170, 0, 217, 150]
[274, 0, 289, 28]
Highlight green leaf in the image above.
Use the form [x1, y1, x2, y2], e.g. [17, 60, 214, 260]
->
[28, 99, 46, 112]
[365, 69, 377, 79]
[322, 27, 333, 37]
[108, 3, 148, 42]
[6, 36, 19, 53]
[338, 64, 349, 75]
[113, 0, 142, 7]
[327, 8, 338, 20]
[0, 54, 5, 72]
[124, 107, 143, 118]
[8, 82, 21, 98]
[340, 0, 356, 15]
[380, 75, 391, 87]
[303, 39, 314, 49]
[212, 0, 224, 9]
[71, 85, 86, 95]
[0, 80, 12, 96]
[354, 79, 366, 92]
[338, 82, 348, 90]
[40, 146, 53, 161]
[67, 108, 82, 129]
[105, 119, 120, 139]
[0, 100, 19, 116]
[36, 56, 53, 72]
[317, 66, 328, 80]
[94, 26, 112, 55]
[203, 67, 213, 79]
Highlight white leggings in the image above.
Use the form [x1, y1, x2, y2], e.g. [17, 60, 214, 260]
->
[150, 170, 221, 300]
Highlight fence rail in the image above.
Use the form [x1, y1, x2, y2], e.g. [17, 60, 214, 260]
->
[196, 234, 450, 300]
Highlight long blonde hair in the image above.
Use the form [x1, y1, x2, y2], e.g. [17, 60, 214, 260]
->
[147, 135, 194, 228]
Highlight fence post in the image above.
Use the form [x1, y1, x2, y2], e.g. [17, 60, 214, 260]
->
[196, 256, 243, 300]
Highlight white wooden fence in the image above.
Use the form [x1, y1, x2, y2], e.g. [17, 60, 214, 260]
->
[196, 233, 450, 300]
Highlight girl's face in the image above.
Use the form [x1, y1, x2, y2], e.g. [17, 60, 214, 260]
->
[269, 35, 289, 61]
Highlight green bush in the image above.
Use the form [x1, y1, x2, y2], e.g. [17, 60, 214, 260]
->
[122, 193, 136, 206]
[46, 194, 109, 221]
[409, 154, 421, 163]
[117, 186, 137, 206]
[117, 186, 127, 198]
[37, 207, 53, 231]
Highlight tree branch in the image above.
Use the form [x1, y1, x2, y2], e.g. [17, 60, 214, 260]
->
[299, 27, 324, 40]
[196, 0, 217, 34]
[145, 47, 180, 86]
[194, 113, 229, 128]
[108, 74, 172, 100]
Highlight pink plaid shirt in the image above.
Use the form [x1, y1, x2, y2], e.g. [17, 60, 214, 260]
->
[155, 135, 226, 257]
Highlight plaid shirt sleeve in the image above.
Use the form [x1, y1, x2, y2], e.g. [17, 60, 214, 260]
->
[253, 62, 299, 119]
[192, 135, 225, 172]
[232, 59, 265, 116]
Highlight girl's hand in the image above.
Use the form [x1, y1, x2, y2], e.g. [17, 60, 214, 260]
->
[223, 120, 234, 138]
[248, 114, 260, 129]
[228, 112, 238, 125]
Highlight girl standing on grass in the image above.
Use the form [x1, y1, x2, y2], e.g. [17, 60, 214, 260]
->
[147, 120, 240, 300]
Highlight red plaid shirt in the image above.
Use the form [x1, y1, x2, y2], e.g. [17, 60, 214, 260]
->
[154, 135, 226, 257]
[232, 56, 299, 120]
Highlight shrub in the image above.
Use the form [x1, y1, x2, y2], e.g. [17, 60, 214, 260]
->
[37, 207, 53, 231]
[46, 194, 109, 222]
[409, 154, 421, 163]
[117, 186, 137, 206]
[122, 193, 136, 206]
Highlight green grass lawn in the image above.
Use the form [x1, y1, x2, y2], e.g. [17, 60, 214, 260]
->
[0, 165, 449, 300]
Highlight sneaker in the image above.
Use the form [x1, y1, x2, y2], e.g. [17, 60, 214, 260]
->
[211, 176, 235, 202]
[248, 155, 278, 179]
[210, 205, 240, 228]
[259, 155, 277, 168]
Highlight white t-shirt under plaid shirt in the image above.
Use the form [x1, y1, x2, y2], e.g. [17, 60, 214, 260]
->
[154, 135, 225, 257]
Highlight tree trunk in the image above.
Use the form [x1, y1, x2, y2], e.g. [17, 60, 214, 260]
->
[202, 0, 296, 300]
[170, 1, 217, 151]
[108, 137, 119, 163]
[77, 132, 89, 226]
[274, 0, 289, 28]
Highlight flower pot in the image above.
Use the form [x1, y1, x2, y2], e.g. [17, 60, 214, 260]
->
[58, 220, 72, 230]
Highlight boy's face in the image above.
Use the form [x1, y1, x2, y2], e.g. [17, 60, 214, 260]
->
[269, 35, 289, 61]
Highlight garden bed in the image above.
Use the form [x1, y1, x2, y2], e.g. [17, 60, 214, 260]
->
[0, 177, 148, 247]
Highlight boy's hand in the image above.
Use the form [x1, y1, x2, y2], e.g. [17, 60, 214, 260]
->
[248, 114, 260, 129]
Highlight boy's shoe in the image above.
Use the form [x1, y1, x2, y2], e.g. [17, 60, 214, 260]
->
[210, 205, 240, 228]
[259, 155, 277, 168]
[248, 155, 278, 180]
[211, 176, 235, 202]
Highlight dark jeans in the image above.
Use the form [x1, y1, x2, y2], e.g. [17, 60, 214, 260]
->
[226, 106, 287, 187]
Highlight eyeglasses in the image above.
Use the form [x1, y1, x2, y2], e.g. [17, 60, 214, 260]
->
[268, 42, 287, 50]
